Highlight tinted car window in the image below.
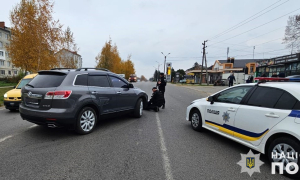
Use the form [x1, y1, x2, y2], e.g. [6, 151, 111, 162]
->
[293, 101, 300, 110]
[247, 87, 283, 108]
[88, 75, 110, 87]
[110, 76, 127, 88]
[274, 92, 297, 110]
[17, 78, 32, 89]
[28, 74, 66, 88]
[74, 74, 88, 86]
[214, 86, 252, 104]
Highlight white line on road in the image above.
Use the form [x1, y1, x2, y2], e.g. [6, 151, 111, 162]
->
[156, 113, 174, 180]
[0, 135, 13, 143]
[28, 124, 37, 129]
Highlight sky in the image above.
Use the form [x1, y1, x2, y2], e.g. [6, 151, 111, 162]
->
[2, 0, 300, 79]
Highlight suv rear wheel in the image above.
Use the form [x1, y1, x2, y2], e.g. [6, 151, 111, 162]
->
[133, 98, 143, 118]
[75, 107, 97, 135]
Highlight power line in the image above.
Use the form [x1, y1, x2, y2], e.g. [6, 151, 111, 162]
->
[208, 0, 288, 40]
[208, 7, 300, 47]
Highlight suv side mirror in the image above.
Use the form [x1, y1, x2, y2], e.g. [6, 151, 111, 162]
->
[206, 96, 214, 104]
[128, 84, 134, 88]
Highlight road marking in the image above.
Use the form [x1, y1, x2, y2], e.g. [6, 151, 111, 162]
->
[29, 124, 37, 128]
[155, 113, 174, 180]
[0, 135, 13, 143]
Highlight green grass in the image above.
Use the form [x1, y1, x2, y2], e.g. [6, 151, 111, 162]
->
[0, 81, 17, 87]
[0, 87, 13, 107]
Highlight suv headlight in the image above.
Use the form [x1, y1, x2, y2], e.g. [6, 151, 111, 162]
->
[4, 93, 7, 98]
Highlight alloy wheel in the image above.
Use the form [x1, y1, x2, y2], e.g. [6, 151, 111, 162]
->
[80, 110, 96, 132]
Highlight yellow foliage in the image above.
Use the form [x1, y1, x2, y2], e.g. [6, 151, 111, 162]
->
[7, 0, 79, 72]
[95, 38, 135, 79]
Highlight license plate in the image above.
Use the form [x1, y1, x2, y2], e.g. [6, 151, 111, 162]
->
[10, 103, 14, 106]
[25, 98, 39, 105]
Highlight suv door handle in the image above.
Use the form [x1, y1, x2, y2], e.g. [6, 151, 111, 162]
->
[91, 91, 98, 94]
[228, 107, 236, 112]
[265, 113, 279, 118]
[116, 91, 122, 94]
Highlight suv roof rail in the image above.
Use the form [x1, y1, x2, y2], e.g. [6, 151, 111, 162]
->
[51, 68, 74, 70]
[75, 68, 110, 72]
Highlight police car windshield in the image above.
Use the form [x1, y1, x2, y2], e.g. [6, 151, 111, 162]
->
[16, 79, 32, 89]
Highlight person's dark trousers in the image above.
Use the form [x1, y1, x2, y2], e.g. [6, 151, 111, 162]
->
[229, 81, 233, 87]
[160, 91, 165, 109]
[147, 101, 159, 111]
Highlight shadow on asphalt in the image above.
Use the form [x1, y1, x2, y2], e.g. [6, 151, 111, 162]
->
[182, 123, 271, 168]
[21, 114, 136, 140]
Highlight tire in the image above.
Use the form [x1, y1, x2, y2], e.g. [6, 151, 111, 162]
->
[189, 109, 203, 132]
[75, 107, 97, 135]
[133, 98, 143, 118]
[268, 137, 300, 178]
[9, 109, 18, 112]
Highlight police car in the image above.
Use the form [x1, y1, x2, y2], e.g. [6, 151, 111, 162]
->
[186, 77, 300, 177]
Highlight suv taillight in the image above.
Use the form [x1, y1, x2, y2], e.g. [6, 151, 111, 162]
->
[45, 91, 72, 99]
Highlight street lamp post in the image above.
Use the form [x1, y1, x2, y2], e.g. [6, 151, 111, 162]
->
[155, 61, 162, 82]
[161, 52, 170, 75]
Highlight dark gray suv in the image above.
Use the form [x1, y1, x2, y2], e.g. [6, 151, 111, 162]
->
[19, 68, 148, 134]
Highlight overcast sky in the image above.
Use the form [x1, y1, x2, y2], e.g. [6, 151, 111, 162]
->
[2, 0, 300, 78]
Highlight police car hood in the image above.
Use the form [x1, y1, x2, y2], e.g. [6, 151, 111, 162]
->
[191, 97, 207, 104]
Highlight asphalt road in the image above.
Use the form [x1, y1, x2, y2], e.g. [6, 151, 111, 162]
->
[0, 82, 290, 180]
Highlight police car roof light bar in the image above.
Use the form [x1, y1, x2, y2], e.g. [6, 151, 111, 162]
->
[254, 77, 292, 85]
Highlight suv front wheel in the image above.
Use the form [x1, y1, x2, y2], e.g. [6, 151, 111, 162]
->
[75, 107, 97, 135]
[133, 98, 143, 118]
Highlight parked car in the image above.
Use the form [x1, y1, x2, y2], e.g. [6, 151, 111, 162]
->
[186, 78, 300, 178]
[179, 79, 187, 83]
[128, 74, 137, 82]
[3, 73, 37, 111]
[19, 68, 148, 134]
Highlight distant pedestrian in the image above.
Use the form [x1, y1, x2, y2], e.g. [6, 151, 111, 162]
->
[146, 87, 164, 112]
[157, 73, 167, 109]
[247, 74, 254, 83]
[228, 73, 236, 87]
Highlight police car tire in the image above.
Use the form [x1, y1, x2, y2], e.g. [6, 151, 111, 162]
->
[190, 109, 203, 132]
[268, 137, 300, 178]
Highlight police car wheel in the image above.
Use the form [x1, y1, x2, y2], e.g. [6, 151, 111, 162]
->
[268, 137, 300, 178]
[190, 109, 203, 132]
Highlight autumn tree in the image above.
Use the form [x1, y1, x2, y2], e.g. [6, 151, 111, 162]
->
[56, 27, 79, 68]
[7, 0, 62, 73]
[140, 75, 147, 81]
[283, 14, 300, 52]
[95, 38, 135, 78]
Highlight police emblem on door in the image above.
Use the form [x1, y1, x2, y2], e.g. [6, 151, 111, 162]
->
[246, 157, 255, 169]
[222, 112, 230, 123]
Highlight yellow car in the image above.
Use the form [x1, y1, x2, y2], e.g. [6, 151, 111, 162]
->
[4, 74, 37, 111]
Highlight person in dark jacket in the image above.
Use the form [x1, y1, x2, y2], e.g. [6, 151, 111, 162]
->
[227, 73, 236, 87]
[247, 74, 254, 83]
[157, 73, 166, 109]
[146, 87, 163, 112]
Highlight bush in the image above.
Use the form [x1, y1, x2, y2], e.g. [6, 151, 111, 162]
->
[0, 71, 26, 83]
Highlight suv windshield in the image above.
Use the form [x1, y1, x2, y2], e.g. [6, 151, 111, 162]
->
[27, 74, 66, 88]
[16, 79, 32, 89]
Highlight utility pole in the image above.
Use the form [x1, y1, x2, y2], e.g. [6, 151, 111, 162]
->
[204, 52, 209, 85]
[253, 46, 255, 59]
[200, 40, 207, 85]
[161, 52, 170, 75]
[227, 47, 229, 59]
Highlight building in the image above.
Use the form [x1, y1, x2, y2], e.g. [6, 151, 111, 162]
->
[55, 49, 82, 68]
[0, 22, 18, 77]
[256, 53, 300, 77]
[186, 58, 264, 84]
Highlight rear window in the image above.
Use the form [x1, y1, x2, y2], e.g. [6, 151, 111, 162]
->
[16, 78, 32, 89]
[247, 87, 283, 108]
[27, 74, 66, 88]
[74, 74, 88, 86]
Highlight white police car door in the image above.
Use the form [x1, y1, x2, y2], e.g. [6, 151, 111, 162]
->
[234, 87, 294, 146]
[205, 86, 253, 136]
